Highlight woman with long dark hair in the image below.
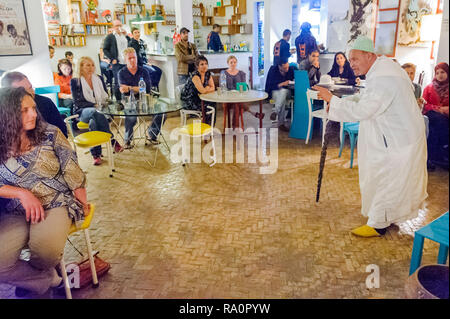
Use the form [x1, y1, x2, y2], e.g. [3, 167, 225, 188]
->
[327, 52, 356, 85]
[422, 62, 449, 169]
[0, 87, 89, 297]
[180, 55, 216, 125]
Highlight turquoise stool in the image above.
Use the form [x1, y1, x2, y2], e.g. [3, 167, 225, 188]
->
[339, 122, 359, 169]
[409, 212, 449, 275]
[35, 85, 71, 117]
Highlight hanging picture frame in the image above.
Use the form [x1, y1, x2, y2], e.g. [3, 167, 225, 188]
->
[0, 0, 33, 56]
[70, 0, 83, 24]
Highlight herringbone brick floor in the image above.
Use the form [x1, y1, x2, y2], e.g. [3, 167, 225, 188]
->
[1, 104, 448, 299]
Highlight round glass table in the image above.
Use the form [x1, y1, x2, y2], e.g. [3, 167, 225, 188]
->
[99, 97, 181, 167]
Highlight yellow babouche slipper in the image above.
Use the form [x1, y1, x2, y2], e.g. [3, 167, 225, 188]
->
[351, 225, 381, 238]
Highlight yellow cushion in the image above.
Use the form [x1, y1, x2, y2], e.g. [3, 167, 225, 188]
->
[77, 121, 89, 130]
[179, 122, 212, 136]
[74, 131, 112, 147]
[69, 204, 95, 235]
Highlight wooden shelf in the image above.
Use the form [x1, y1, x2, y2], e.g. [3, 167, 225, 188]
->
[85, 23, 112, 26]
[123, 3, 145, 15]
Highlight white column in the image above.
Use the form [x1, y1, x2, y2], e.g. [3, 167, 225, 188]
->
[175, 0, 194, 43]
[437, 0, 449, 64]
[264, 0, 293, 78]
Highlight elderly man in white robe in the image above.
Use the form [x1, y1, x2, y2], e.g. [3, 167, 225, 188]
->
[314, 36, 428, 238]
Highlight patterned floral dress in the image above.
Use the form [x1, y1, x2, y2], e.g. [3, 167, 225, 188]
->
[0, 125, 86, 225]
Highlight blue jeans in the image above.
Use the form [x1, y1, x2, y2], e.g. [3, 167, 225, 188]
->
[79, 108, 114, 158]
[124, 114, 166, 144]
[144, 65, 162, 90]
[272, 88, 291, 127]
[112, 63, 126, 101]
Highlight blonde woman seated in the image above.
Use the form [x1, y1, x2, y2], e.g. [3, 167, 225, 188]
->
[0, 87, 89, 297]
[70, 56, 123, 166]
[224, 55, 263, 119]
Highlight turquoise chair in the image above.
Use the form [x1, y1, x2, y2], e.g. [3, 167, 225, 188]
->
[34, 86, 71, 117]
[409, 212, 449, 276]
[289, 70, 311, 140]
[338, 122, 359, 169]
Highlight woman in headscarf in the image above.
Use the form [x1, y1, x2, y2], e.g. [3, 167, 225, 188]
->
[327, 52, 356, 85]
[422, 62, 449, 169]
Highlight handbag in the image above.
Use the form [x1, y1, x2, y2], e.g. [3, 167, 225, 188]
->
[66, 252, 111, 289]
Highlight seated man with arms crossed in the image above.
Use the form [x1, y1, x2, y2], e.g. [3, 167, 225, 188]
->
[118, 48, 165, 148]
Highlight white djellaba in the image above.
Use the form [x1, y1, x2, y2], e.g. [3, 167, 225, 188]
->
[327, 36, 428, 231]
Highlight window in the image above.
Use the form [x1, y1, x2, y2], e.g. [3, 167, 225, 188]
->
[373, 0, 401, 57]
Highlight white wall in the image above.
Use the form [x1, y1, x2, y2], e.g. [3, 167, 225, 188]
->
[263, 0, 293, 78]
[0, 0, 53, 88]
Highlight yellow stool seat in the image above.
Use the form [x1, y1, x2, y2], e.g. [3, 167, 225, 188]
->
[69, 204, 95, 235]
[77, 121, 89, 130]
[179, 122, 212, 136]
[74, 131, 112, 148]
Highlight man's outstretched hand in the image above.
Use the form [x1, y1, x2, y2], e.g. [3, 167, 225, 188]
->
[312, 85, 333, 103]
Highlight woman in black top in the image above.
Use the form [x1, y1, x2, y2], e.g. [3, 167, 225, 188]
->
[328, 52, 356, 85]
[181, 55, 216, 125]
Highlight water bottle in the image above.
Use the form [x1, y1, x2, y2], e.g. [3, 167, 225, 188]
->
[138, 77, 146, 112]
[129, 90, 137, 111]
[220, 71, 227, 93]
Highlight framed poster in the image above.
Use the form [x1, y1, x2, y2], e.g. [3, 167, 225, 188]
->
[42, 0, 60, 24]
[0, 0, 33, 56]
[70, 1, 83, 24]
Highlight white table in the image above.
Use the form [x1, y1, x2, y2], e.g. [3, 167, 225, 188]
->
[200, 90, 269, 129]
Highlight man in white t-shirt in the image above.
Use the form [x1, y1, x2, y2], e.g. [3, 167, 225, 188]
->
[102, 20, 128, 101]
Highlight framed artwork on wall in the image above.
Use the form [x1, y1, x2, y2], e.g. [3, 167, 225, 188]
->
[70, 0, 83, 24]
[0, 0, 33, 56]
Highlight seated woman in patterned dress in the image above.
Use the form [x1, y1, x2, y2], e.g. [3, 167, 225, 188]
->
[180, 55, 216, 125]
[0, 87, 89, 297]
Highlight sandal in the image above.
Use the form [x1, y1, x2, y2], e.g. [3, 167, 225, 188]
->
[254, 112, 265, 119]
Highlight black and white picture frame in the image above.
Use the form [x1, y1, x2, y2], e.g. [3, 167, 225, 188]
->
[0, 0, 33, 56]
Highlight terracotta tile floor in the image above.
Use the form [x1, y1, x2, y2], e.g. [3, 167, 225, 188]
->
[1, 104, 448, 299]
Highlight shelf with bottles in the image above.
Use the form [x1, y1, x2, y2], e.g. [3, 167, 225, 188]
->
[161, 7, 176, 26]
[202, 16, 214, 26]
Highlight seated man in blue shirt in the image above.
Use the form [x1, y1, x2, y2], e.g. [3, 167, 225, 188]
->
[207, 24, 224, 52]
[265, 57, 295, 132]
[119, 48, 165, 147]
[1, 71, 68, 137]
